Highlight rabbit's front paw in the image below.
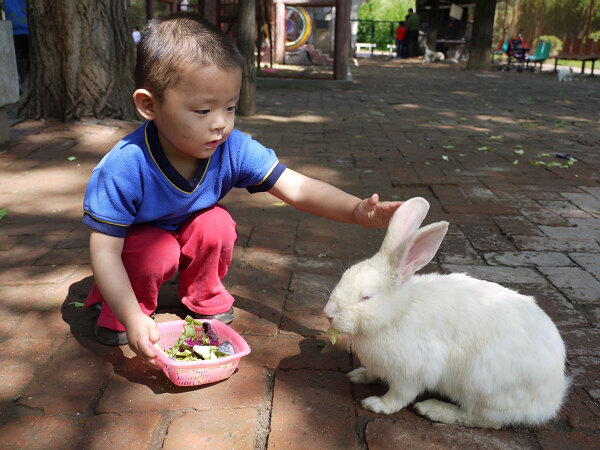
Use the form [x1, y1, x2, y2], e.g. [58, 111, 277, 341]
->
[361, 395, 401, 414]
[347, 367, 378, 384]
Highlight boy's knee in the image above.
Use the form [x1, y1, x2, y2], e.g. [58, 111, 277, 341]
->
[185, 205, 237, 244]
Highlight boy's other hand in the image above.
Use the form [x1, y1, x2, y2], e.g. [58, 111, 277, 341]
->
[354, 193, 402, 228]
[124, 313, 163, 369]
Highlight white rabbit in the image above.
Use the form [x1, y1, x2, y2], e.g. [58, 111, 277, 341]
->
[557, 67, 574, 82]
[424, 45, 445, 63]
[323, 197, 568, 429]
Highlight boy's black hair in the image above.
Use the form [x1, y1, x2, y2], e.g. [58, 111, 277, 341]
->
[134, 12, 244, 101]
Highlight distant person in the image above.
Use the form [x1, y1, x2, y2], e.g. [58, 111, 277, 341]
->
[4, 0, 29, 93]
[132, 26, 142, 46]
[395, 21, 407, 58]
[82, 13, 402, 367]
[406, 8, 420, 58]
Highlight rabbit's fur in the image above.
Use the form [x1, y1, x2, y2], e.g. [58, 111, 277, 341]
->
[323, 197, 568, 429]
[557, 67, 574, 82]
[424, 45, 445, 63]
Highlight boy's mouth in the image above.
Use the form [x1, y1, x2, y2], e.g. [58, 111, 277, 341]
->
[205, 139, 221, 148]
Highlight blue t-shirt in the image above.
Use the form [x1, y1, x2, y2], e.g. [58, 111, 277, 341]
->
[5, 0, 28, 35]
[83, 121, 286, 237]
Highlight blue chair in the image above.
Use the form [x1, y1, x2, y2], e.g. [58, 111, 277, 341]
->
[525, 40, 552, 71]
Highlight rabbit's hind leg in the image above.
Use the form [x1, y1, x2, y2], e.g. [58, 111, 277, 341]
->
[414, 399, 502, 429]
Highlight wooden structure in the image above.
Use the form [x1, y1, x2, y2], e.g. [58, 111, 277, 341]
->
[152, 0, 350, 80]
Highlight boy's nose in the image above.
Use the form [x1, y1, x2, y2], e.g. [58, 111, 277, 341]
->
[211, 114, 226, 131]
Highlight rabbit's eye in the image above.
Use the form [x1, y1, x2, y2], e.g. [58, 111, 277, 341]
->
[360, 295, 371, 302]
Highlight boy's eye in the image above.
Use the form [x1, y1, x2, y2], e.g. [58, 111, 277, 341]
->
[195, 109, 210, 115]
[227, 105, 237, 112]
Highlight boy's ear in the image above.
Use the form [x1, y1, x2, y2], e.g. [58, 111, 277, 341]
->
[132, 89, 156, 120]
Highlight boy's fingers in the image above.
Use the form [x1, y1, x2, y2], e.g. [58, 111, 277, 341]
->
[149, 325, 160, 344]
[369, 193, 379, 206]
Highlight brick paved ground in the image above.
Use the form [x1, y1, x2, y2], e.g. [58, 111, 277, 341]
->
[0, 59, 599, 449]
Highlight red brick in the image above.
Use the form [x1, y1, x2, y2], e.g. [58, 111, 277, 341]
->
[443, 204, 520, 215]
[537, 430, 600, 449]
[269, 370, 357, 448]
[19, 337, 123, 414]
[80, 413, 162, 448]
[0, 416, 86, 448]
[97, 356, 267, 413]
[366, 418, 538, 449]
[244, 335, 350, 371]
[164, 408, 259, 449]
[558, 388, 600, 430]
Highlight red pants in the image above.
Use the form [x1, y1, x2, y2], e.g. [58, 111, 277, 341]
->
[85, 205, 237, 331]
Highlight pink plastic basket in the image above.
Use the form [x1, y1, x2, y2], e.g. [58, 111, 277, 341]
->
[153, 319, 251, 387]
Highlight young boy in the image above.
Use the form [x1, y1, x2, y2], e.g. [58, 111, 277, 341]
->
[82, 13, 401, 368]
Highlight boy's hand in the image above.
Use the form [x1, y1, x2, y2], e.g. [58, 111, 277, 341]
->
[124, 313, 163, 369]
[353, 193, 403, 228]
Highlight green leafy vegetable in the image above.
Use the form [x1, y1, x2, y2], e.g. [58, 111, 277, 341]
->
[327, 327, 340, 345]
[161, 316, 234, 361]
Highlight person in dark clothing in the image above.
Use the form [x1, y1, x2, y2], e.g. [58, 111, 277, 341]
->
[405, 8, 420, 58]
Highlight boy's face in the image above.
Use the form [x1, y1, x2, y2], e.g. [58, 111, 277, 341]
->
[150, 64, 242, 162]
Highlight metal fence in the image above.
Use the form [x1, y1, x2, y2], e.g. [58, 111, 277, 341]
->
[352, 19, 399, 50]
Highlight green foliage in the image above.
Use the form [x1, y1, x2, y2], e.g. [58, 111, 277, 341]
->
[357, 0, 415, 49]
[538, 35, 562, 56]
[590, 30, 600, 41]
[494, 0, 600, 48]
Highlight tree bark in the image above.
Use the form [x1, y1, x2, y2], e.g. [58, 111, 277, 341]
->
[466, 0, 497, 70]
[426, 0, 440, 49]
[22, 0, 137, 122]
[237, 0, 256, 116]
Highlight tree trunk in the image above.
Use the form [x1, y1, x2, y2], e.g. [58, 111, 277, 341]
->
[426, 0, 440, 49]
[22, 0, 137, 122]
[509, 0, 521, 38]
[466, 0, 497, 70]
[237, 0, 256, 116]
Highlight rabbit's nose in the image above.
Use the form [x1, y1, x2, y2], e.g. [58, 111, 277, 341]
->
[323, 302, 336, 319]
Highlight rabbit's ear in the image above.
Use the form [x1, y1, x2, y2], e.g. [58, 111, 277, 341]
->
[390, 221, 449, 281]
[380, 197, 430, 256]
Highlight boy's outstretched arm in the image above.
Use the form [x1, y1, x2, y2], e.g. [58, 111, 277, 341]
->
[269, 168, 402, 229]
[89, 231, 162, 368]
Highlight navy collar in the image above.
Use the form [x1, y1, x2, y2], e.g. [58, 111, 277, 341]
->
[145, 121, 210, 193]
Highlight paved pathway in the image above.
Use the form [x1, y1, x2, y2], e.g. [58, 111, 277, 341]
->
[1, 59, 599, 449]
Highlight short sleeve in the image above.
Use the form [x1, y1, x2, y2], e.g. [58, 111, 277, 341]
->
[82, 155, 142, 237]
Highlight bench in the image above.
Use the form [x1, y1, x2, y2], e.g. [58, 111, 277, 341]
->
[553, 37, 600, 76]
[355, 42, 376, 55]
[387, 44, 396, 56]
